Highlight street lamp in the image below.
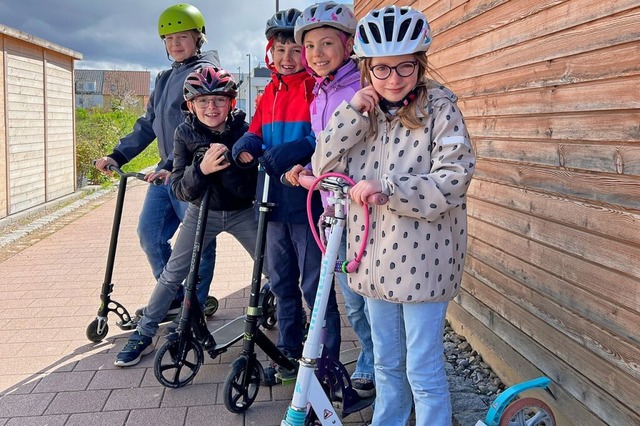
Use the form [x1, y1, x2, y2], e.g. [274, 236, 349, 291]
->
[246, 53, 252, 122]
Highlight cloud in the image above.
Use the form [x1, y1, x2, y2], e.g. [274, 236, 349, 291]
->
[0, 0, 353, 79]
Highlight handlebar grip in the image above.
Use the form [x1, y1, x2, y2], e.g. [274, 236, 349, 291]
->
[366, 193, 388, 205]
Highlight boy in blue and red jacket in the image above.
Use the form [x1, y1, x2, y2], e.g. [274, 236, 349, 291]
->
[233, 8, 341, 383]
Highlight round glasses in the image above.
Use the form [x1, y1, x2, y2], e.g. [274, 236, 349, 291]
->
[193, 97, 229, 108]
[369, 61, 418, 80]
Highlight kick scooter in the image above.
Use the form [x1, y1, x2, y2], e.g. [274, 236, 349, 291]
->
[281, 172, 387, 426]
[475, 376, 556, 426]
[86, 162, 162, 342]
[153, 169, 281, 390]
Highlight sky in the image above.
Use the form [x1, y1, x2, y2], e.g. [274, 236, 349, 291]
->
[0, 0, 354, 82]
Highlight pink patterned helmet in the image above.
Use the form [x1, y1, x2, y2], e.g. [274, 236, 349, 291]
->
[294, 2, 357, 45]
[183, 67, 237, 103]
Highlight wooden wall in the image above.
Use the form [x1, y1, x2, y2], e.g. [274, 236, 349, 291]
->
[0, 29, 79, 219]
[354, 1, 640, 425]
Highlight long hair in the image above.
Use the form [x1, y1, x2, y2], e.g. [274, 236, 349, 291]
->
[359, 53, 444, 139]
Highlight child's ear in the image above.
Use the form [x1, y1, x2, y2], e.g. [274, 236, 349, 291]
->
[230, 99, 237, 110]
[187, 101, 196, 114]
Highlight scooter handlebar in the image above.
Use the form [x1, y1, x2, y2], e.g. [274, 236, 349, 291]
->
[92, 160, 163, 185]
[294, 174, 388, 205]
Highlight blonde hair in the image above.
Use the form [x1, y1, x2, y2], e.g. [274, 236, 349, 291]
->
[359, 53, 444, 138]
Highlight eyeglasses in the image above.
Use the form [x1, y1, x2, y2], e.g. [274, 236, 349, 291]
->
[193, 97, 229, 108]
[369, 61, 418, 80]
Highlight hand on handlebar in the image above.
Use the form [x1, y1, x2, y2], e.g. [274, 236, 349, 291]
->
[349, 179, 384, 207]
[145, 169, 171, 185]
[284, 164, 312, 186]
[94, 157, 118, 175]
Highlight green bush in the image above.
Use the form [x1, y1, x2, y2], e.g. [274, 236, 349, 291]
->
[76, 108, 160, 186]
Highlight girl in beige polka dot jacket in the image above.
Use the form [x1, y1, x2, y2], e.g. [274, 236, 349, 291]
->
[311, 5, 476, 426]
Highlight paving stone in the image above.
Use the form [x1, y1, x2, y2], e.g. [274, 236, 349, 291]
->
[103, 386, 163, 411]
[87, 368, 145, 390]
[32, 371, 94, 393]
[0, 393, 55, 417]
[5, 414, 67, 425]
[65, 410, 128, 426]
[44, 390, 110, 415]
[125, 407, 186, 426]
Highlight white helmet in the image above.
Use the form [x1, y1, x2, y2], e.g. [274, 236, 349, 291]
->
[354, 6, 431, 58]
[294, 2, 357, 45]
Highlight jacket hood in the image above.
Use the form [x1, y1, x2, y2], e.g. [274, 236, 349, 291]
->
[313, 59, 360, 96]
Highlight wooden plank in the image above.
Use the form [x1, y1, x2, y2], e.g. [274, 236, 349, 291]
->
[465, 254, 640, 380]
[431, 0, 563, 51]
[472, 139, 640, 176]
[469, 198, 640, 277]
[458, 276, 640, 419]
[436, 9, 640, 80]
[466, 218, 640, 335]
[466, 111, 640, 142]
[459, 76, 640, 116]
[473, 159, 640, 211]
[450, 43, 640, 97]
[433, 0, 638, 65]
[468, 180, 640, 245]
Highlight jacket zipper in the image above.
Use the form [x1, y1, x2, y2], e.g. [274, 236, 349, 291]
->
[370, 119, 388, 299]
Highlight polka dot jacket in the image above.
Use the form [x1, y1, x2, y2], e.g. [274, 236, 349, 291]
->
[311, 83, 476, 303]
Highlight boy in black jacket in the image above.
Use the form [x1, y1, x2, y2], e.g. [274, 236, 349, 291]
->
[115, 67, 258, 367]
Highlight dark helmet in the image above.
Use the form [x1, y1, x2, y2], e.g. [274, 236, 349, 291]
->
[182, 67, 237, 110]
[265, 8, 302, 40]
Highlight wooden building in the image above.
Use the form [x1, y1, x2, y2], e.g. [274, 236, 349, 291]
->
[353, 1, 639, 425]
[0, 24, 82, 220]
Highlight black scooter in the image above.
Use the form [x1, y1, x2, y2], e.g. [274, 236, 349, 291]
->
[86, 163, 162, 342]
[153, 162, 286, 390]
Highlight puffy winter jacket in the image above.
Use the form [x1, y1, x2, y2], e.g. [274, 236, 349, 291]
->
[172, 109, 256, 211]
[312, 82, 476, 303]
[232, 70, 322, 223]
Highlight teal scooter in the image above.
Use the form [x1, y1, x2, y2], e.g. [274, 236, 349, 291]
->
[475, 376, 556, 426]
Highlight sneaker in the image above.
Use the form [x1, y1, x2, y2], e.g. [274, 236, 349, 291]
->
[261, 359, 298, 386]
[114, 331, 154, 367]
[352, 378, 375, 398]
[134, 298, 182, 322]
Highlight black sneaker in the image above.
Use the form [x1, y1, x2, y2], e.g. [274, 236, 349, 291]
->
[114, 331, 154, 367]
[261, 359, 298, 386]
[134, 299, 182, 322]
[352, 378, 375, 398]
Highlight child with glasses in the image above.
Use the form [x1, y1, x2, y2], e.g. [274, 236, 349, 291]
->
[311, 6, 476, 425]
[114, 67, 259, 367]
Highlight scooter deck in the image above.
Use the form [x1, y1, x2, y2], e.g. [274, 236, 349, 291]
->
[211, 316, 245, 351]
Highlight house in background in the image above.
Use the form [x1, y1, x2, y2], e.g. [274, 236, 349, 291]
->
[0, 24, 82, 221]
[74, 69, 150, 111]
[102, 70, 150, 111]
[74, 69, 103, 109]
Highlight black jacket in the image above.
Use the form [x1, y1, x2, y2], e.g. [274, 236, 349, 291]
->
[172, 109, 257, 211]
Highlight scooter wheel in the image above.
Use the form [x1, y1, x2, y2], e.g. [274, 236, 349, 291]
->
[204, 296, 218, 317]
[261, 288, 277, 329]
[86, 319, 109, 342]
[499, 397, 556, 426]
[153, 336, 203, 388]
[223, 356, 263, 413]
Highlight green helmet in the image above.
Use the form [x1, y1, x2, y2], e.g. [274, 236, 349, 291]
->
[158, 3, 206, 38]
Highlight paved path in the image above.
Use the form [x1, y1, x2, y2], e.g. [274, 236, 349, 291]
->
[0, 181, 489, 426]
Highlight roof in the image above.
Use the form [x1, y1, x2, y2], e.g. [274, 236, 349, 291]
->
[74, 70, 105, 92]
[0, 24, 82, 59]
[102, 71, 151, 96]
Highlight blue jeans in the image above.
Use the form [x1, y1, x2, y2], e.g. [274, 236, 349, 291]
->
[367, 299, 451, 426]
[138, 205, 257, 337]
[137, 183, 215, 306]
[336, 235, 374, 382]
[266, 222, 341, 360]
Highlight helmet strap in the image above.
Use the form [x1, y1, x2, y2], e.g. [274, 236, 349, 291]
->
[379, 87, 419, 112]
